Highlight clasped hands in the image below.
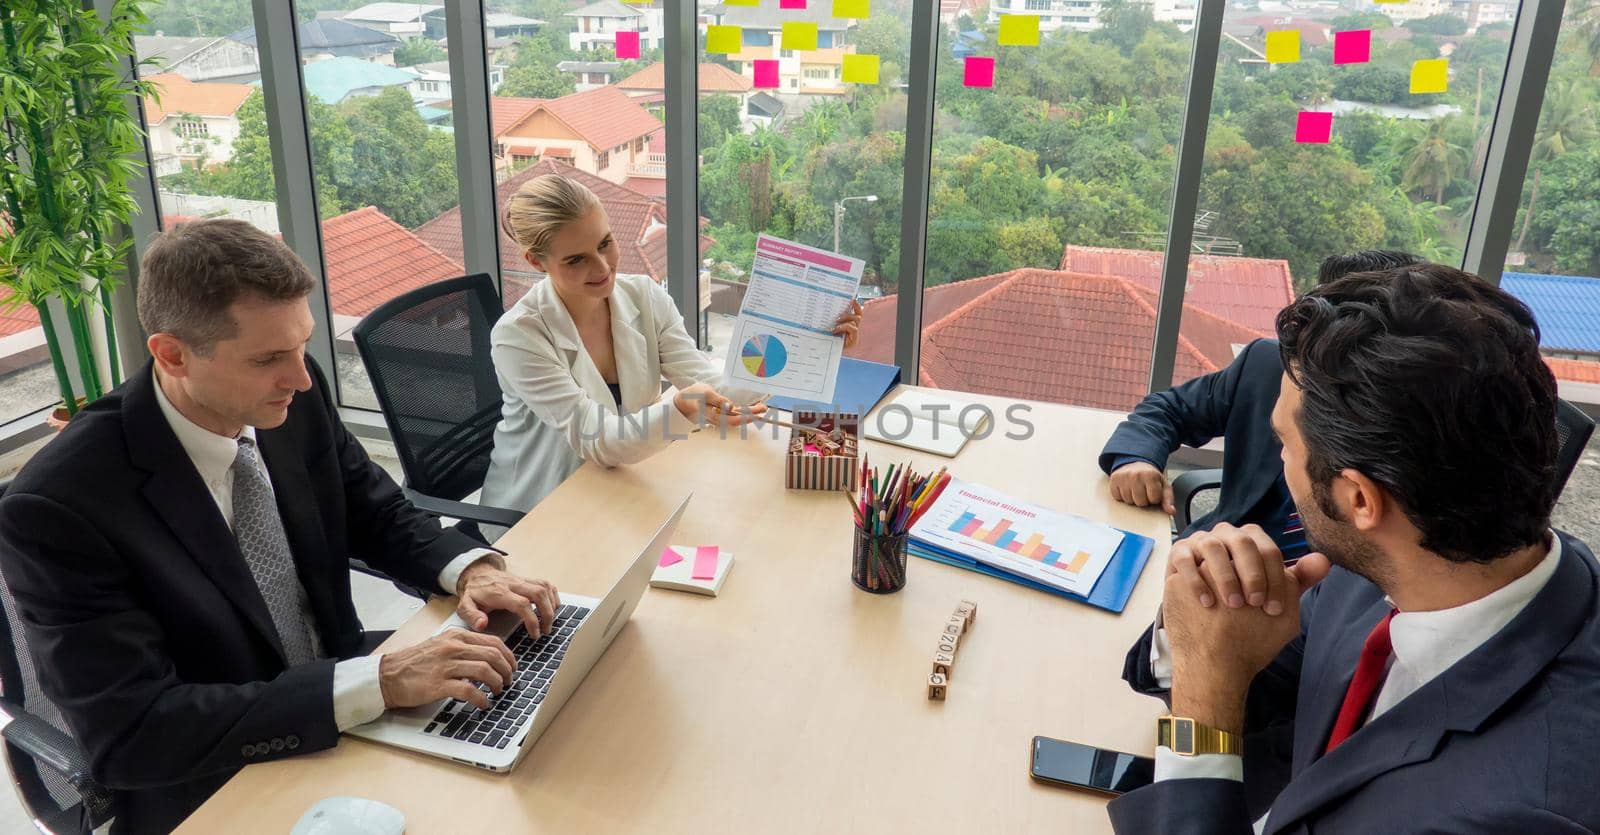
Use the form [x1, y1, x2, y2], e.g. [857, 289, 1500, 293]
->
[378, 557, 561, 711]
[1160, 523, 1333, 734]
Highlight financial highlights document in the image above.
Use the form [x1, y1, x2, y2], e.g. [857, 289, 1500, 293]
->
[722, 234, 864, 403]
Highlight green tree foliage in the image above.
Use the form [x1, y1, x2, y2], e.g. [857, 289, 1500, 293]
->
[1407, 14, 1468, 36]
[699, 95, 743, 151]
[499, 34, 577, 98]
[1530, 145, 1600, 276]
[393, 37, 446, 68]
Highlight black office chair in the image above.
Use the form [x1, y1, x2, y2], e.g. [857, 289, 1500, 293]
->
[1171, 397, 1597, 533]
[0, 478, 114, 834]
[352, 274, 525, 540]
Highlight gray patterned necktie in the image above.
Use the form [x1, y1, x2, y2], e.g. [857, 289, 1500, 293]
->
[232, 437, 322, 665]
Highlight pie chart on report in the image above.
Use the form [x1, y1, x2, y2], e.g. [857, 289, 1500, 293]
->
[741, 334, 788, 378]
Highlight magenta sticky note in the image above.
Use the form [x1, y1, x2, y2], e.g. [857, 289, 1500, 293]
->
[753, 59, 779, 88]
[780, 0, 807, 7]
[1332, 30, 1370, 65]
[615, 30, 641, 60]
[1295, 111, 1333, 144]
[692, 546, 720, 581]
[658, 547, 684, 568]
[963, 56, 995, 88]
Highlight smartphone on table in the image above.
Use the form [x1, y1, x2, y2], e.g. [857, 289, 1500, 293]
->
[1030, 735, 1155, 797]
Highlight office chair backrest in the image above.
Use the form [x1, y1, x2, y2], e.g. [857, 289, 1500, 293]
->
[1554, 398, 1595, 500]
[353, 274, 506, 501]
[0, 478, 112, 832]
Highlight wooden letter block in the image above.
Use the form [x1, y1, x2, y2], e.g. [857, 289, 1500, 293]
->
[932, 651, 955, 678]
[936, 631, 958, 654]
[957, 600, 977, 626]
[943, 621, 962, 637]
[928, 672, 947, 701]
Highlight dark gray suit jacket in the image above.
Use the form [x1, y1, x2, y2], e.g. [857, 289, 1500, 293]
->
[0, 360, 480, 834]
[1110, 531, 1600, 833]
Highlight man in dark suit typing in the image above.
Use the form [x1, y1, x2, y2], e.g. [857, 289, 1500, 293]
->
[1110, 264, 1600, 832]
[1100, 250, 1422, 564]
[0, 220, 563, 834]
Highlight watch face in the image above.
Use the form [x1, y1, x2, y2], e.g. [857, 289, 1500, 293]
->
[1174, 719, 1194, 752]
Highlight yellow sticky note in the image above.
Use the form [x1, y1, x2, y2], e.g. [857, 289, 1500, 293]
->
[833, 0, 870, 16]
[1265, 30, 1299, 63]
[998, 15, 1041, 46]
[724, 0, 760, 4]
[782, 21, 819, 51]
[1410, 58, 1448, 93]
[706, 25, 743, 54]
[842, 53, 880, 84]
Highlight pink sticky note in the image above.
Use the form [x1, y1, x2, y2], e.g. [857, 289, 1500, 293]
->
[1295, 111, 1333, 144]
[692, 546, 720, 580]
[780, 0, 807, 7]
[963, 56, 995, 88]
[658, 547, 684, 568]
[1332, 29, 1370, 65]
[615, 30, 641, 59]
[753, 59, 779, 88]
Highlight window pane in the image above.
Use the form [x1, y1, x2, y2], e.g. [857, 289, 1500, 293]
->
[1176, 2, 1518, 386]
[483, 3, 671, 315]
[698, 1, 904, 392]
[292, 5, 466, 410]
[926, 1, 1198, 410]
[1499, 0, 1600, 401]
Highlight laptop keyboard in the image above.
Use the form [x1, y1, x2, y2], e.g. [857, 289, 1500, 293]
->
[422, 603, 591, 750]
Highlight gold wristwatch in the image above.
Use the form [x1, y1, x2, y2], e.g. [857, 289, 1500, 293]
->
[1158, 715, 1243, 757]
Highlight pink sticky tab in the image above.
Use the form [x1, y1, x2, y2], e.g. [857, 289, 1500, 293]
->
[1332, 30, 1370, 65]
[780, 0, 807, 7]
[615, 30, 641, 60]
[657, 547, 684, 568]
[1295, 111, 1333, 144]
[963, 56, 995, 88]
[692, 546, 719, 581]
[753, 59, 780, 88]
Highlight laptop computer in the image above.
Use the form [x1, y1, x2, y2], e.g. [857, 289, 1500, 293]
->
[346, 493, 690, 772]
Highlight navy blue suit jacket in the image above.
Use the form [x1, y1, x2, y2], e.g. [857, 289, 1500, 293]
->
[1109, 531, 1600, 833]
[1099, 339, 1284, 535]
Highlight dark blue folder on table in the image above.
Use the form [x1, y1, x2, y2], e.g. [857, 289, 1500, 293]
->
[769, 358, 901, 416]
[908, 528, 1155, 614]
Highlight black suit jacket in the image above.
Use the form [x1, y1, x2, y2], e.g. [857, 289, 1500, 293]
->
[0, 360, 481, 834]
[1099, 339, 1284, 536]
[1110, 531, 1600, 833]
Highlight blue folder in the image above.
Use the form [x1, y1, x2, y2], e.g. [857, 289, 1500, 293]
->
[768, 358, 901, 416]
[908, 528, 1156, 614]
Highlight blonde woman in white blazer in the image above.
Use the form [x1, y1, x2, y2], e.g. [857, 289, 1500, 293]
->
[480, 174, 864, 520]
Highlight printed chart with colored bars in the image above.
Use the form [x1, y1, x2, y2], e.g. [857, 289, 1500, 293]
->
[909, 479, 1125, 596]
[741, 334, 788, 378]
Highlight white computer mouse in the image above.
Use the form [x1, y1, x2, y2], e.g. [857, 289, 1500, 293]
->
[289, 796, 406, 835]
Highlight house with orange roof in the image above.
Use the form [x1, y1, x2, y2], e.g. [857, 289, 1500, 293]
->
[141, 73, 255, 175]
[1059, 245, 1296, 333]
[489, 87, 663, 185]
[616, 61, 755, 124]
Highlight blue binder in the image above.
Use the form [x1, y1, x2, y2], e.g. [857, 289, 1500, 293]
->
[908, 528, 1156, 614]
[768, 358, 901, 416]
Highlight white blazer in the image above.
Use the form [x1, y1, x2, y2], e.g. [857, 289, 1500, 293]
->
[480, 274, 724, 516]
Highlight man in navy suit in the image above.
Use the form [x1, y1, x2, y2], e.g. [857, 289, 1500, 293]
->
[1109, 264, 1600, 833]
[1099, 251, 1422, 562]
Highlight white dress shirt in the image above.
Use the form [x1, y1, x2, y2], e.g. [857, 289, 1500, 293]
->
[1148, 536, 1562, 831]
[481, 274, 760, 520]
[152, 376, 492, 731]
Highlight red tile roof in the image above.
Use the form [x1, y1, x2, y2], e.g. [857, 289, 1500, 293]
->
[1546, 357, 1600, 385]
[414, 159, 708, 285]
[320, 206, 465, 317]
[0, 303, 39, 339]
[494, 87, 662, 153]
[616, 62, 753, 94]
[849, 270, 1265, 412]
[143, 73, 254, 125]
[622, 176, 667, 198]
[1060, 245, 1295, 334]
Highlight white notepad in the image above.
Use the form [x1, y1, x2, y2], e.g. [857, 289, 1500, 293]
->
[865, 389, 991, 458]
[649, 546, 734, 596]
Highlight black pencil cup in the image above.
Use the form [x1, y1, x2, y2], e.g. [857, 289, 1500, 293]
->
[851, 526, 909, 594]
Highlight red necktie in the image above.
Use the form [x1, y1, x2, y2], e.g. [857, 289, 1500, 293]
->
[1324, 609, 1397, 753]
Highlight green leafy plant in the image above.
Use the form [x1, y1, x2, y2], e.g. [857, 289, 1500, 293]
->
[0, 0, 152, 417]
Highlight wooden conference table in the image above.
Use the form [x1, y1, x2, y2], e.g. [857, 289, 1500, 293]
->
[178, 389, 1172, 834]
